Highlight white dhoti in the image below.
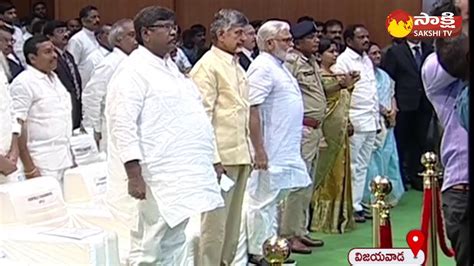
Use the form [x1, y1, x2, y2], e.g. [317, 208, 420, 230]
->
[128, 186, 189, 266]
[246, 170, 294, 256]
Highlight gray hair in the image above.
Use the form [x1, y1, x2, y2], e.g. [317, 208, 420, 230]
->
[108, 19, 133, 48]
[134, 6, 175, 45]
[210, 9, 248, 42]
[256, 20, 290, 52]
[95, 24, 112, 37]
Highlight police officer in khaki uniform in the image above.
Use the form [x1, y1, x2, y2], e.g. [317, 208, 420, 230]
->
[280, 20, 326, 254]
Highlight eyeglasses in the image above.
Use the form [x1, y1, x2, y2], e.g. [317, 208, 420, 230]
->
[146, 23, 178, 32]
[274, 37, 293, 43]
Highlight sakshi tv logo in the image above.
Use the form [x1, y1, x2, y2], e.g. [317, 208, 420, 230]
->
[385, 9, 462, 38]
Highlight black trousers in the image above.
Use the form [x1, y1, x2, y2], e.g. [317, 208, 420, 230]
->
[395, 108, 433, 187]
[442, 189, 471, 266]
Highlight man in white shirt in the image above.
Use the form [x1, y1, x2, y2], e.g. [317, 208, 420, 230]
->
[0, 2, 25, 66]
[81, 24, 112, 85]
[246, 20, 311, 265]
[333, 24, 378, 223]
[105, 6, 224, 265]
[82, 19, 138, 152]
[10, 35, 73, 186]
[0, 52, 19, 184]
[67, 5, 100, 88]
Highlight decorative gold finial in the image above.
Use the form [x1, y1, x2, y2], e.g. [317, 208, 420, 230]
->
[420, 152, 442, 188]
[262, 236, 291, 265]
[370, 175, 393, 200]
[370, 176, 393, 224]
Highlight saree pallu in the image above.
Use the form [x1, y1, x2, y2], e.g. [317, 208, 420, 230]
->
[310, 77, 355, 234]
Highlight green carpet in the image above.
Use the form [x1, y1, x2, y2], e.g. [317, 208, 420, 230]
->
[294, 190, 455, 265]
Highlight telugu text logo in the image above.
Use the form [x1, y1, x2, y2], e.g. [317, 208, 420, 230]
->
[386, 9, 461, 38]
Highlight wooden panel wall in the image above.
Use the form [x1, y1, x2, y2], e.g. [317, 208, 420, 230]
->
[53, 0, 421, 46]
[10, 0, 55, 20]
[55, 0, 174, 23]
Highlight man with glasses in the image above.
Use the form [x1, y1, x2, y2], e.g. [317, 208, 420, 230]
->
[105, 6, 223, 265]
[0, 2, 25, 66]
[280, 20, 326, 255]
[44, 20, 83, 130]
[67, 5, 100, 88]
[0, 25, 23, 82]
[246, 20, 311, 265]
[190, 9, 252, 266]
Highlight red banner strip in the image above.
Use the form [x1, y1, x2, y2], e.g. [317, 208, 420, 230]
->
[420, 187, 432, 266]
[379, 221, 393, 248]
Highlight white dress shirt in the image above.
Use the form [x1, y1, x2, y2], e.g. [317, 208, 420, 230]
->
[81, 46, 110, 87]
[241, 48, 254, 62]
[333, 47, 379, 132]
[0, 64, 15, 156]
[23, 31, 33, 42]
[105, 46, 224, 227]
[66, 28, 99, 88]
[12, 26, 25, 66]
[173, 47, 192, 72]
[82, 47, 126, 133]
[247, 52, 311, 194]
[9, 66, 73, 171]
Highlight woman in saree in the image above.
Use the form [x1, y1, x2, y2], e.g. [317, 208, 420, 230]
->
[362, 43, 404, 208]
[310, 38, 358, 233]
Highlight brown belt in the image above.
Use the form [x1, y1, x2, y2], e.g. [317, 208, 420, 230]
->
[303, 117, 321, 129]
[451, 184, 469, 192]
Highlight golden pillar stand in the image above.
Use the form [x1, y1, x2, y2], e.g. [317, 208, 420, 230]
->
[370, 176, 393, 247]
[420, 152, 442, 266]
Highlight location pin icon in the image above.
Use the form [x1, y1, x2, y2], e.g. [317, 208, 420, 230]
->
[406, 230, 425, 258]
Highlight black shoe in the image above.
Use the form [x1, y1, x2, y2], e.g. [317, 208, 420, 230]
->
[354, 211, 366, 223]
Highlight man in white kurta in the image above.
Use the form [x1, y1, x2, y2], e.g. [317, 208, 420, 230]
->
[0, 53, 20, 184]
[246, 21, 311, 264]
[82, 19, 137, 152]
[80, 25, 112, 86]
[67, 6, 100, 88]
[332, 25, 379, 222]
[10, 36, 73, 185]
[105, 6, 224, 265]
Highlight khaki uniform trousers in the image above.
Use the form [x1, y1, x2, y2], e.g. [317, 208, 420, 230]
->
[198, 164, 251, 266]
[280, 127, 323, 237]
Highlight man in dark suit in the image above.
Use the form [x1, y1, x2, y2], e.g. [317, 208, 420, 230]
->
[238, 24, 256, 70]
[43, 20, 82, 129]
[0, 25, 24, 82]
[381, 39, 434, 191]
